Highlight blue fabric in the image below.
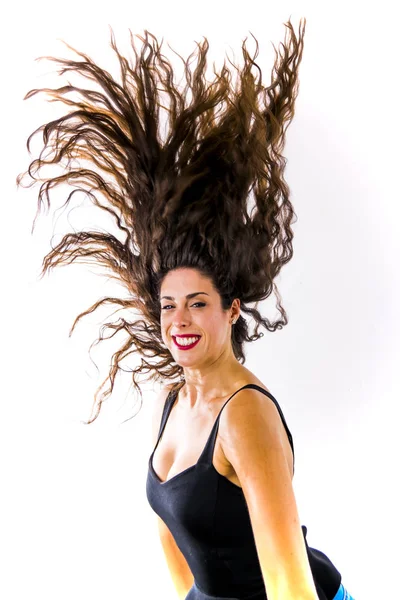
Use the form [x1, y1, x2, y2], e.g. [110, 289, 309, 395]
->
[332, 583, 356, 600]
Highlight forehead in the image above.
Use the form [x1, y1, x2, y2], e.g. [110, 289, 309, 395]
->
[160, 269, 213, 293]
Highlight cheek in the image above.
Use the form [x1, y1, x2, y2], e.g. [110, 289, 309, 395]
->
[160, 318, 168, 337]
[207, 314, 228, 334]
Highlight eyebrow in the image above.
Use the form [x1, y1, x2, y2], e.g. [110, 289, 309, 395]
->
[160, 292, 210, 301]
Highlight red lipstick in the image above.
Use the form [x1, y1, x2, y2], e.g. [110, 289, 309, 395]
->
[173, 336, 201, 350]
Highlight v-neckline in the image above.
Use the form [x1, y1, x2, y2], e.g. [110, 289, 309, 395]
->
[149, 386, 222, 486]
[149, 455, 199, 486]
[148, 382, 291, 487]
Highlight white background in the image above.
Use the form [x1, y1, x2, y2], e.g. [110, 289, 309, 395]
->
[1, 1, 399, 599]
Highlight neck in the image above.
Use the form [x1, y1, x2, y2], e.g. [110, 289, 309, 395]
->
[179, 357, 248, 409]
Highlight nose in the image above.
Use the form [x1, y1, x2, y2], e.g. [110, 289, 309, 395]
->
[173, 309, 191, 326]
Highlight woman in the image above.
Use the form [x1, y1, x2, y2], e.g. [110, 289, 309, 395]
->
[17, 17, 355, 600]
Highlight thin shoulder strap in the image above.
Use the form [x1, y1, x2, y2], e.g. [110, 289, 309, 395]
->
[152, 383, 182, 455]
[200, 383, 295, 473]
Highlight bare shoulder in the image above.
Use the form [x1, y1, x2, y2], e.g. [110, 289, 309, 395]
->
[221, 385, 284, 440]
[218, 382, 294, 478]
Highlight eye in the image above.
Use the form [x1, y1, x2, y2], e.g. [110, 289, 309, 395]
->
[161, 302, 206, 310]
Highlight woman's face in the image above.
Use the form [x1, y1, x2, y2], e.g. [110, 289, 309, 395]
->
[159, 268, 239, 369]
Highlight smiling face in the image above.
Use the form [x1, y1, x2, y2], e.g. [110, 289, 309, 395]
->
[159, 267, 240, 370]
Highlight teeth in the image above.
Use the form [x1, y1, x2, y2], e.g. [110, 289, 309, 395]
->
[175, 336, 200, 346]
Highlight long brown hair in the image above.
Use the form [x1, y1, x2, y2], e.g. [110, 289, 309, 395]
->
[17, 17, 307, 424]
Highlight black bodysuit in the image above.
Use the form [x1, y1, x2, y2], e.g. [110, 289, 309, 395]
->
[146, 383, 342, 600]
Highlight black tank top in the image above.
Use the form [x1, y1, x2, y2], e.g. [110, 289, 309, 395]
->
[146, 383, 342, 600]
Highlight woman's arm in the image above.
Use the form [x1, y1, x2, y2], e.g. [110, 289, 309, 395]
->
[157, 516, 194, 600]
[220, 388, 319, 600]
[151, 385, 194, 599]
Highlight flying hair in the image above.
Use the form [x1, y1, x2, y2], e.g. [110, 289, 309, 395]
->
[17, 17, 307, 424]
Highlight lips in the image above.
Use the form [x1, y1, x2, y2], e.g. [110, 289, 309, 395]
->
[173, 336, 201, 350]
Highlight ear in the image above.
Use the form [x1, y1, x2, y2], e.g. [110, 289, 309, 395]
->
[231, 298, 241, 321]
